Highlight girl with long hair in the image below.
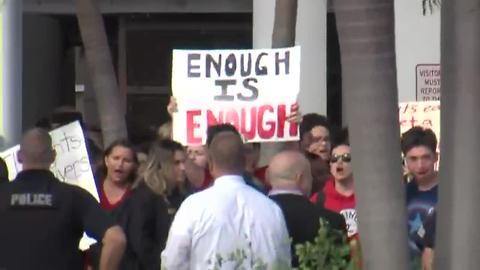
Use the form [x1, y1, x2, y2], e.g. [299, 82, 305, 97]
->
[123, 139, 188, 269]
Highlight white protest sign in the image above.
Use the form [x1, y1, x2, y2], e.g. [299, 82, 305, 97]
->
[172, 46, 301, 145]
[1, 145, 20, 180]
[0, 121, 98, 200]
[416, 64, 441, 101]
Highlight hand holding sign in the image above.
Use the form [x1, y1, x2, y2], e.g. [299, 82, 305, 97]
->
[167, 96, 178, 116]
[287, 102, 301, 124]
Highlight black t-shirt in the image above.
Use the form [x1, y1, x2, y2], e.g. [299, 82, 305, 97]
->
[0, 169, 115, 270]
[416, 209, 436, 249]
[423, 211, 436, 248]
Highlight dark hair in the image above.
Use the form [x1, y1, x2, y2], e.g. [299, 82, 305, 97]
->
[35, 117, 52, 130]
[401, 127, 437, 155]
[331, 127, 349, 151]
[0, 157, 8, 182]
[206, 124, 241, 146]
[155, 139, 184, 154]
[208, 132, 245, 173]
[300, 113, 330, 141]
[50, 111, 85, 130]
[304, 151, 321, 161]
[96, 139, 139, 184]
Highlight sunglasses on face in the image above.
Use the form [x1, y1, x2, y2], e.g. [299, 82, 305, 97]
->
[330, 153, 352, 163]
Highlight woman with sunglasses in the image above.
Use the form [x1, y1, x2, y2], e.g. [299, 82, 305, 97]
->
[322, 142, 358, 238]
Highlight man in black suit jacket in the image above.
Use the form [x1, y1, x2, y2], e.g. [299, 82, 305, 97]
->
[267, 151, 346, 266]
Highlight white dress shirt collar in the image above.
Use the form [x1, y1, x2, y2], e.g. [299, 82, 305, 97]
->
[268, 188, 304, 197]
[213, 174, 245, 186]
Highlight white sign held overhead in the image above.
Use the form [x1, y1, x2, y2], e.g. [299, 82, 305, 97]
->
[171, 46, 301, 145]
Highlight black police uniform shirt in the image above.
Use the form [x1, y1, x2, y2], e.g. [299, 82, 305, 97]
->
[0, 169, 115, 270]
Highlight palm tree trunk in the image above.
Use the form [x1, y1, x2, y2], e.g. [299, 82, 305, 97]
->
[272, 0, 298, 48]
[434, 0, 480, 269]
[74, 0, 127, 147]
[333, 0, 408, 269]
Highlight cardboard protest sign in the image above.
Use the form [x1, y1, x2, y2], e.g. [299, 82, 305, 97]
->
[399, 101, 440, 144]
[0, 121, 98, 200]
[172, 46, 301, 145]
[1, 145, 20, 180]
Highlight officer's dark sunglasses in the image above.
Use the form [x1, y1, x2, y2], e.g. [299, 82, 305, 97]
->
[330, 153, 352, 163]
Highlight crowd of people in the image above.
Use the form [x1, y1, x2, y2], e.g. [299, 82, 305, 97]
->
[0, 100, 439, 270]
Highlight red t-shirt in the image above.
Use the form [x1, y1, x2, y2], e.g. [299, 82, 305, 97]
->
[312, 179, 358, 238]
[85, 183, 131, 268]
[99, 183, 132, 211]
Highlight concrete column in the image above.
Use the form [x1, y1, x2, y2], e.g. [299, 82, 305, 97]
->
[1, 0, 22, 149]
[296, 0, 327, 115]
[253, 0, 327, 115]
[253, 0, 327, 165]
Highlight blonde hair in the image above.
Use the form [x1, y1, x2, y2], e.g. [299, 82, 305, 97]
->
[157, 121, 173, 140]
[135, 139, 184, 196]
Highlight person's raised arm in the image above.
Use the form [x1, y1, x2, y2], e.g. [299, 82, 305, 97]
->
[75, 187, 127, 270]
[99, 225, 127, 270]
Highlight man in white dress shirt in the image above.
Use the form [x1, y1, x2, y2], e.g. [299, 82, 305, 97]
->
[161, 131, 291, 270]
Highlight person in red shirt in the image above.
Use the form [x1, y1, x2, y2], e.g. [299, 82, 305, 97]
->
[300, 114, 338, 197]
[314, 142, 357, 238]
[88, 139, 138, 269]
[96, 139, 138, 211]
[308, 132, 361, 264]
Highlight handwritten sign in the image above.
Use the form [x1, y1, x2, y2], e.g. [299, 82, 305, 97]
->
[399, 101, 440, 143]
[416, 64, 441, 101]
[1, 145, 20, 179]
[0, 121, 98, 201]
[172, 46, 301, 145]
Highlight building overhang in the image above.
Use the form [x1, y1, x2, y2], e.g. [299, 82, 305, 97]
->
[23, 0, 253, 14]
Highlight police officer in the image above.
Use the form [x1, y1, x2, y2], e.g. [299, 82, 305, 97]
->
[0, 128, 126, 270]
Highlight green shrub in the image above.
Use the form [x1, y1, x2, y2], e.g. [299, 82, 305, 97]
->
[295, 220, 360, 270]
